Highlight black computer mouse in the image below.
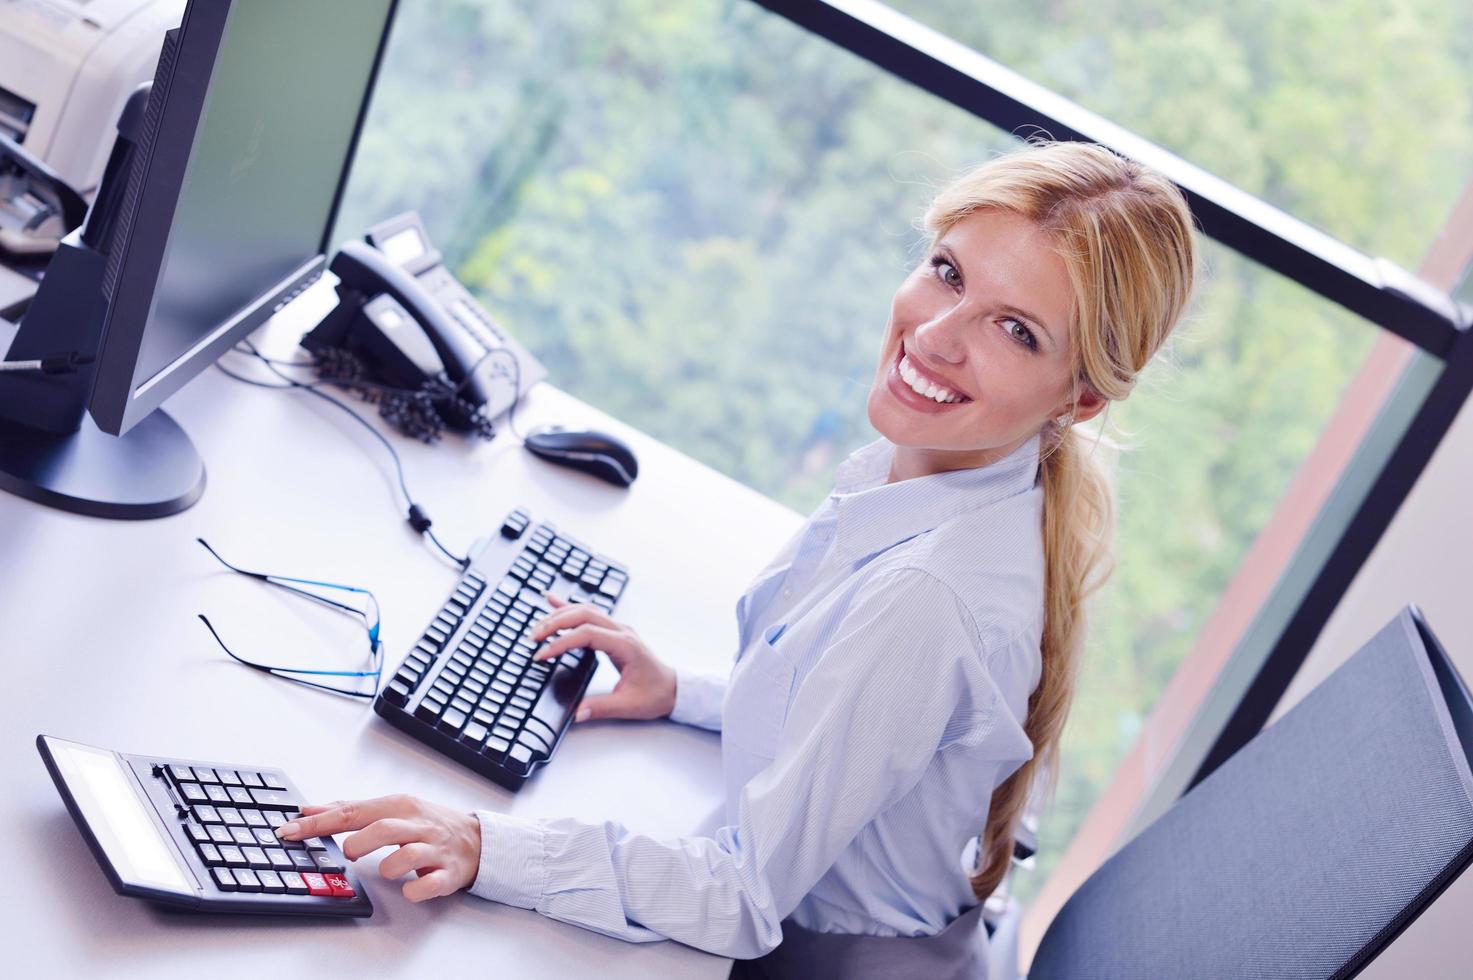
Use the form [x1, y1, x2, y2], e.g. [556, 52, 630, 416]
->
[523, 426, 639, 487]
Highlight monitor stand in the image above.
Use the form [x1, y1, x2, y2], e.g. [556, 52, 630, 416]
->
[0, 410, 204, 520]
[0, 233, 205, 520]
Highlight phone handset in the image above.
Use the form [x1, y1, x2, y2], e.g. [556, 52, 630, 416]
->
[329, 240, 492, 407]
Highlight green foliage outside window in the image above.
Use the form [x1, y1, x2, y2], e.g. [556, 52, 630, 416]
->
[337, 0, 1473, 905]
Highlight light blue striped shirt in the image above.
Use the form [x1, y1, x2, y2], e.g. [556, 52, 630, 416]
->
[469, 434, 1045, 959]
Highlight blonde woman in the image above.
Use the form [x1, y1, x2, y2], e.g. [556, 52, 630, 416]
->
[278, 140, 1201, 978]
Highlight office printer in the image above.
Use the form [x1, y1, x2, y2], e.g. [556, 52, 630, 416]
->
[0, 0, 181, 315]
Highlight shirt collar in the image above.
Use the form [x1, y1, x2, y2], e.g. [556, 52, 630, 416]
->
[827, 432, 1042, 564]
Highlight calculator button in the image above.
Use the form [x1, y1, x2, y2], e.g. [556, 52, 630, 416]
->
[257, 870, 286, 894]
[280, 871, 309, 895]
[241, 771, 265, 789]
[184, 820, 210, 844]
[227, 786, 254, 805]
[192, 767, 218, 783]
[230, 827, 256, 846]
[198, 843, 223, 866]
[205, 784, 231, 803]
[242, 809, 268, 828]
[212, 868, 239, 891]
[304, 837, 329, 853]
[194, 805, 222, 824]
[260, 772, 288, 791]
[169, 764, 194, 782]
[324, 873, 355, 898]
[234, 869, 262, 892]
[267, 848, 294, 870]
[263, 811, 287, 829]
[218, 845, 247, 867]
[218, 769, 243, 787]
[312, 853, 344, 873]
[289, 851, 316, 872]
[207, 825, 233, 844]
[248, 788, 296, 809]
[180, 782, 208, 803]
[242, 846, 271, 869]
[302, 873, 332, 897]
[219, 807, 245, 825]
[252, 828, 277, 847]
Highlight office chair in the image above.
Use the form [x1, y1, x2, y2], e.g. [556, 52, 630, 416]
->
[1027, 605, 1473, 979]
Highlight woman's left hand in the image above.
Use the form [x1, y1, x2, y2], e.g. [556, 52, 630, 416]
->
[277, 794, 482, 902]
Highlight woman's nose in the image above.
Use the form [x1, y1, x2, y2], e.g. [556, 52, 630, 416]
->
[913, 312, 968, 365]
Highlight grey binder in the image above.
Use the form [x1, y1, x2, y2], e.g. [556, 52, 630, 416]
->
[1029, 606, 1473, 980]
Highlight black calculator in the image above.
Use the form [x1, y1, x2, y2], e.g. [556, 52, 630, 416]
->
[38, 735, 373, 917]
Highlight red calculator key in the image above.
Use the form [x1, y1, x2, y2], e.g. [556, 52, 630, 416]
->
[301, 872, 332, 897]
[324, 873, 355, 898]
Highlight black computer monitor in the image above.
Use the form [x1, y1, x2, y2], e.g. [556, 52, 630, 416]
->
[0, 0, 398, 519]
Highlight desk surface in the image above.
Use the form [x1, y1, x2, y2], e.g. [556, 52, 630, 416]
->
[0, 292, 801, 977]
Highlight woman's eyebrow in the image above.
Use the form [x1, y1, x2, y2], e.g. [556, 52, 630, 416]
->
[938, 244, 1059, 349]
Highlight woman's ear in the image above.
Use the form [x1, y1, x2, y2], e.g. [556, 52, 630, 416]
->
[1065, 386, 1107, 426]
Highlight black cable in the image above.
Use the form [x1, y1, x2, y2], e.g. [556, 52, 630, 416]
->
[217, 342, 469, 568]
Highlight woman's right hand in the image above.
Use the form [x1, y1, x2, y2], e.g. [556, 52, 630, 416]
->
[530, 593, 678, 722]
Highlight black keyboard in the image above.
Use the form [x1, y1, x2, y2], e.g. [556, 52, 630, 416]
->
[373, 507, 629, 789]
[37, 735, 372, 916]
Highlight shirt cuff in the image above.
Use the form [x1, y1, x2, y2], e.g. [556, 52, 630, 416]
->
[468, 810, 546, 909]
[669, 670, 726, 731]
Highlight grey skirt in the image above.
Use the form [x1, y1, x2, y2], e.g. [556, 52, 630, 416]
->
[730, 904, 990, 980]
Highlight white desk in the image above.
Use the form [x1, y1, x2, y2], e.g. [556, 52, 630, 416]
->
[0, 293, 802, 977]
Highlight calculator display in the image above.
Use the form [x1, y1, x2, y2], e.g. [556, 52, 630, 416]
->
[48, 739, 193, 896]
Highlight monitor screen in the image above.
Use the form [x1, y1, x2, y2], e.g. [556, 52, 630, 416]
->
[90, 0, 396, 434]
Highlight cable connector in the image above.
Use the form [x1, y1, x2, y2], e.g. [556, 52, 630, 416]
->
[0, 351, 94, 375]
[407, 503, 433, 534]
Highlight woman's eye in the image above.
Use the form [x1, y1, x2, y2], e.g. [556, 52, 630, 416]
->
[1005, 318, 1037, 350]
[931, 257, 962, 287]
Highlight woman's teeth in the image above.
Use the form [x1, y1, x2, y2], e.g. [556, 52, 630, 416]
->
[899, 355, 965, 404]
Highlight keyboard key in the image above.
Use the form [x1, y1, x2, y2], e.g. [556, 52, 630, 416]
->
[257, 870, 286, 894]
[484, 736, 510, 755]
[459, 722, 489, 747]
[280, 871, 309, 895]
[438, 708, 467, 732]
[382, 678, 413, 706]
[302, 873, 332, 897]
[325, 873, 355, 898]
[212, 867, 238, 891]
[414, 697, 446, 723]
[235, 868, 262, 892]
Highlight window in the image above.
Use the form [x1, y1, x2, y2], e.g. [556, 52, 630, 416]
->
[337, 0, 1448, 915]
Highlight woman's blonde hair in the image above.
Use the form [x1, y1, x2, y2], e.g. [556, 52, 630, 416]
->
[922, 139, 1200, 901]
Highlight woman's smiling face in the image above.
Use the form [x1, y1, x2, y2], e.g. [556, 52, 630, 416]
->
[867, 208, 1098, 480]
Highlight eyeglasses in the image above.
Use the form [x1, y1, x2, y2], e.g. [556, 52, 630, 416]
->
[196, 538, 383, 700]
